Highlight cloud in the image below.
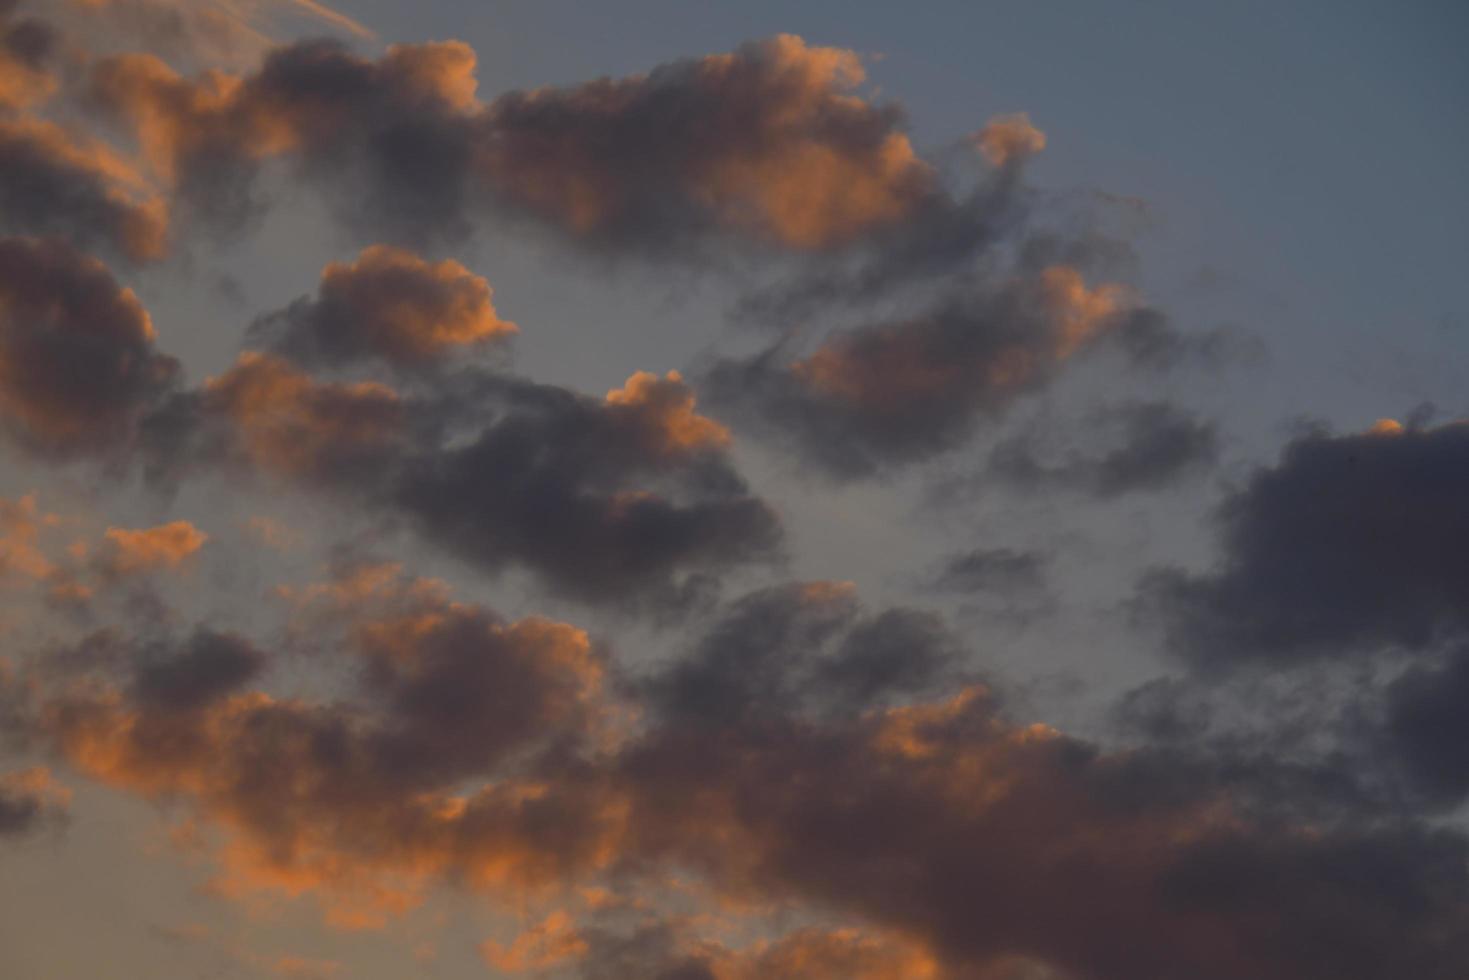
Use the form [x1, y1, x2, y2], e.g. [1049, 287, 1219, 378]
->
[0, 765, 69, 837]
[705, 266, 1137, 477]
[1138, 419, 1469, 663]
[0, 492, 62, 583]
[0, 236, 178, 457]
[144, 353, 779, 609]
[5, 19, 1459, 980]
[11, 574, 1469, 976]
[642, 581, 962, 725]
[985, 400, 1219, 498]
[928, 547, 1048, 597]
[84, 39, 480, 236]
[132, 628, 267, 711]
[192, 351, 408, 481]
[248, 245, 517, 370]
[85, 34, 939, 253]
[56, 0, 372, 68]
[27, 587, 625, 926]
[97, 520, 207, 577]
[0, 119, 170, 262]
[475, 34, 932, 254]
[574, 921, 941, 980]
[974, 113, 1047, 168]
[0, 3, 57, 109]
[482, 909, 588, 973]
[1379, 646, 1469, 807]
[621, 677, 1469, 979]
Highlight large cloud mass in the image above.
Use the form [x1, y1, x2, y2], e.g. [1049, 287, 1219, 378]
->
[0, 13, 1463, 980]
[0, 236, 177, 456]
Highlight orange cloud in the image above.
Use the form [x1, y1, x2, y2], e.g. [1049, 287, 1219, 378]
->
[481, 910, 589, 973]
[34, 587, 627, 926]
[605, 371, 731, 455]
[261, 245, 516, 366]
[0, 238, 176, 456]
[44, 684, 626, 924]
[0, 493, 63, 582]
[202, 353, 403, 477]
[1038, 265, 1128, 357]
[480, 34, 933, 250]
[89, 40, 480, 190]
[792, 265, 1128, 413]
[88, 34, 933, 252]
[974, 113, 1047, 167]
[98, 521, 208, 576]
[0, 117, 169, 261]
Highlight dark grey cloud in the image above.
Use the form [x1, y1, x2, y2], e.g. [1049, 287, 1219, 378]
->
[86, 35, 943, 256]
[14, 582, 618, 897]
[351, 598, 609, 784]
[573, 922, 720, 980]
[391, 408, 781, 610]
[12, 569, 1469, 978]
[0, 236, 178, 457]
[1379, 646, 1469, 808]
[704, 269, 1149, 479]
[987, 400, 1219, 498]
[83, 38, 483, 240]
[928, 546, 1049, 596]
[1138, 421, 1469, 664]
[621, 672, 1469, 980]
[133, 629, 267, 711]
[641, 582, 962, 726]
[143, 357, 780, 610]
[0, 120, 169, 262]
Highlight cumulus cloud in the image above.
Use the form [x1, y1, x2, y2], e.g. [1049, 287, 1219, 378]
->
[131, 628, 267, 710]
[1375, 645, 1469, 807]
[190, 351, 408, 481]
[621, 663, 1469, 979]
[0, 120, 169, 262]
[8, 572, 1469, 977]
[248, 245, 516, 369]
[143, 353, 778, 608]
[0, 236, 178, 457]
[705, 266, 1138, 477]
[1139, 419, 1469, 663]
[475, 34, 932, 254]
[22, 575, 623, 926]
[5, 17, 1462, 980]
[974, 112, 1047, 168]
[84, 34, 939, 253]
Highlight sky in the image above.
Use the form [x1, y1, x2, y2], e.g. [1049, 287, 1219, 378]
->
[0, 1, 1467, 978]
